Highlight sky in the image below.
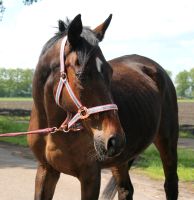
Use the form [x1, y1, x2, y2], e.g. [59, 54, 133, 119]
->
[1, 0, 194, 80]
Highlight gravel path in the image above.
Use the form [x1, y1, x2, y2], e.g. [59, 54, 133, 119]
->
[0, 142, 193, 200]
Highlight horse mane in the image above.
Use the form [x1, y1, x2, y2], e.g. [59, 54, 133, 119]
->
[41, 18, 99, 56]
[35, 18, 100, 94]
[40, 19, 69, 55]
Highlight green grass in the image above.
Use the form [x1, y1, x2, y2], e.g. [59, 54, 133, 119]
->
[179, 131, 194, 139]
[0, 115, 194, 182]
[178, 99, 194, 102]
[0, 116, 29, 146]
[135, 145, 194, 181]
[0, 97, 32, 101]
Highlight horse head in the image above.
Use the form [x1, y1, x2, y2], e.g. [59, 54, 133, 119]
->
[51, 14, 125, 159]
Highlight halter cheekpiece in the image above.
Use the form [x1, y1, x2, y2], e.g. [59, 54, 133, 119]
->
[55, 36, 118, 132]
[0, 36, 118, 137]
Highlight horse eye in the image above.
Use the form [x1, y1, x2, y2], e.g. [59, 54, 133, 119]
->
[76, 59, 80, 66]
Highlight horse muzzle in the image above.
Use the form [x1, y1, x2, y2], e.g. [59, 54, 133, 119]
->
[93, 128, 125, 159]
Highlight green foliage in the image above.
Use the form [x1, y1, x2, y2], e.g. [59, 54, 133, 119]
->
[0, 116, 29, 146]
[175, 70, 190, 97]
[190, 68, 194, 97]
[0, 1, 41, 21]
[23, 0, 40, 6]
[0, 0, 5, 21]
[175, 68, 194, 98]
[179, 131, 194, 139]
[0, 68, 34, 97]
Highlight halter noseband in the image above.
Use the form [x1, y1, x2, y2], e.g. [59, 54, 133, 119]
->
[55, 36, 118, 132]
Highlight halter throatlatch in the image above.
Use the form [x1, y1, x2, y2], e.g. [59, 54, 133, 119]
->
[55, 36, 118, 132]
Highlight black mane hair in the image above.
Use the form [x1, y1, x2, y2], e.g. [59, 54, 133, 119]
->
[41, 18, 99, 58]
[40, 19, 68, 55]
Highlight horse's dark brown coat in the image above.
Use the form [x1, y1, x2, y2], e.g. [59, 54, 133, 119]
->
[28, 15, 178, 200]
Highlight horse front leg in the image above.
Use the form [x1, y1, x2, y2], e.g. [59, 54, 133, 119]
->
[34, 163, 60, 200]
[79, 164, 101, 200]
[111, 161, 134, 200]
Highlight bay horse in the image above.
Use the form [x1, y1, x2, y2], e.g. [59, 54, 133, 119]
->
[28, 14, 179, 200]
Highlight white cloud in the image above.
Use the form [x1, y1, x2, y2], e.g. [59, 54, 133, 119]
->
[0, 0, 194, 78]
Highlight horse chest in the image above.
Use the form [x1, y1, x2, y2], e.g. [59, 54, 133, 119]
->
[45, 142, 78, 176]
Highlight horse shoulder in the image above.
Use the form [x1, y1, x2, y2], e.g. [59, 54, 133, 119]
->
[28, 103, 48, 163]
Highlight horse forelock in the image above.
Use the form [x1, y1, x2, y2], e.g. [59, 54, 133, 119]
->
[39, 18, 104, 86]
[41, 18, 99, 56]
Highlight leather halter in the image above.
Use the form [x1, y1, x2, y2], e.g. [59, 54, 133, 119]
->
[55, 36, 118, 132]
[0, 36, 118, 138]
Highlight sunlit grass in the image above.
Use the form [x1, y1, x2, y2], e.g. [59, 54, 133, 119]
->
[178, 99, 194, 102]
[0, 97, 32, 101]
[0, 116, 29, 146]
[0, 115, 194, 182]
[179, 131, 194, 139]
[135, 145, 194, 181]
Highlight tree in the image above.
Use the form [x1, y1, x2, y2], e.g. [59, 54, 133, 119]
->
[0, 0, 41, 21]
[0, 68, 34, 97]
[165, 69, 172, 79]
[0, 68, 8, 96]
[23, 0, 40, 5]
[0, 0, 5, 21]
[175, 70, 190, 98]
[189, 68, 194, 97]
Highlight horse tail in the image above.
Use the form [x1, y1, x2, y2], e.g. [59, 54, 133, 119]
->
[100, 176, 117, 200]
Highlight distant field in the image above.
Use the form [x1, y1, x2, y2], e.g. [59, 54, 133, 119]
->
[0, 98, 193, 127]
[178, 102, 194, 126]
[178, 99, 194, 103]
[0, 97, 32, 101]
[0, 98, 33, 110]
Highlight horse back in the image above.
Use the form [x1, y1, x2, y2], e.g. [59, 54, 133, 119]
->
[108, 54, 178, 155]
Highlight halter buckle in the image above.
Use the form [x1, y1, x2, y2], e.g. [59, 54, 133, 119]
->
[60, 123, 83, 133]
[78, 106, 90, 119]
[60, 72, 67, 79]
[51, 127, 59, 134]
[60, 124, 70, 133]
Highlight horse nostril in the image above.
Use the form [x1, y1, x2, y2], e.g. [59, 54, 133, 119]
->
[107, 136, 117, 157]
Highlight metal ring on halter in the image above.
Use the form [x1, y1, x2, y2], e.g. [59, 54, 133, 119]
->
[51, 127, 59, 134]
[63, 127, 70, 133]
[78, 106, 90, 119]
[61, 72, 67, 79]
[60, 125, 70, 133]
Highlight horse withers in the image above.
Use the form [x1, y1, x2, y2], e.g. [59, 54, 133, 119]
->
[28, 14, 178, 200]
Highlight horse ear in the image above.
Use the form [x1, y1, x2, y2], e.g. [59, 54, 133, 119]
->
[68, 14, 83, 47]
[93, 14, 112, 42]
[58, 20, 66, 33]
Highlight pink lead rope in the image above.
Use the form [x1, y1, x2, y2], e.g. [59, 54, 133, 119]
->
[0, 128, 57, 137]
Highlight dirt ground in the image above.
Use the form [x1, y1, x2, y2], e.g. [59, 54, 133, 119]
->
[0, 139, 193, 200]
[178, 102, 194, 126]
